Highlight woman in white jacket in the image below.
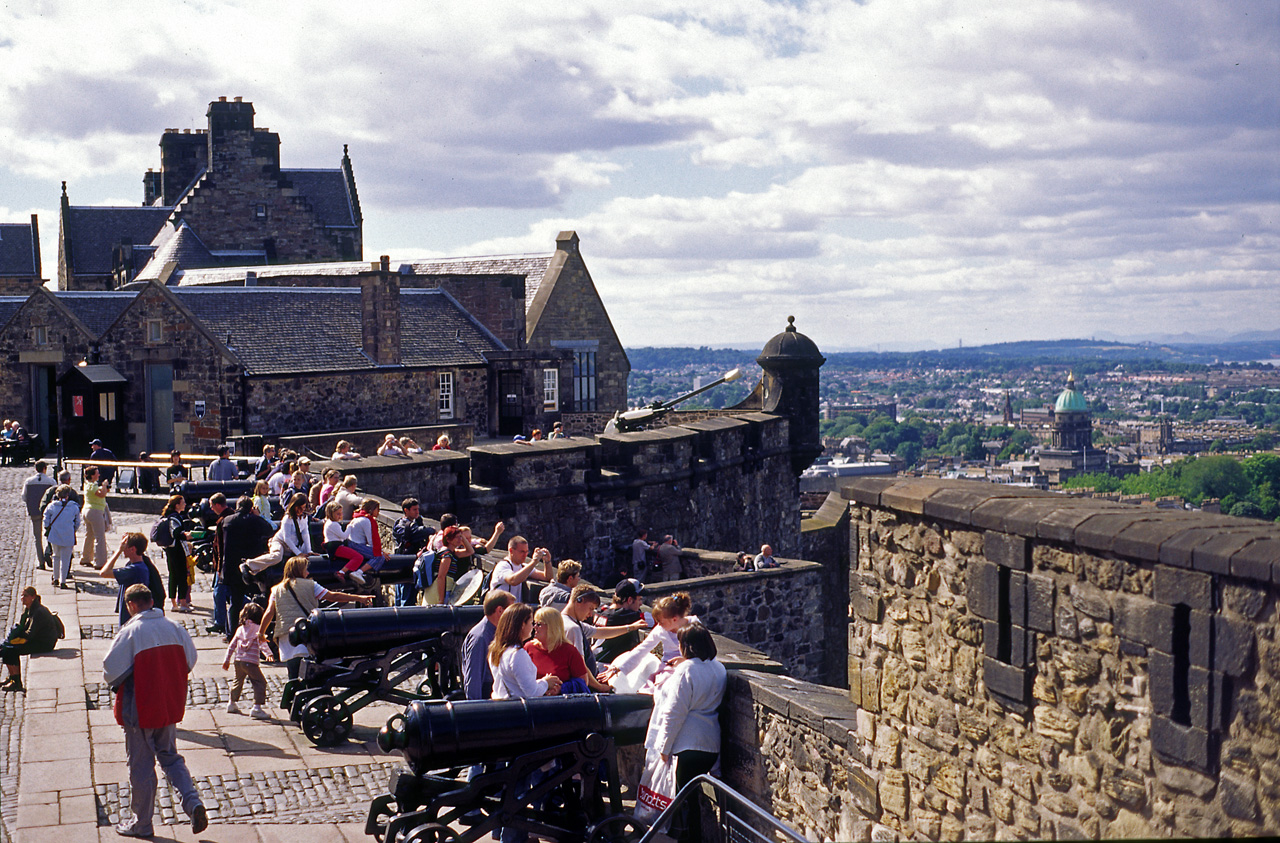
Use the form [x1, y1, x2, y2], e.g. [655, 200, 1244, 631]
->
[645, 622, 726, 841]
[275, 495, 313, 557]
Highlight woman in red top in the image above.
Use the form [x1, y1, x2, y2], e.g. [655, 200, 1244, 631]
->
[525, 607, 611, 694]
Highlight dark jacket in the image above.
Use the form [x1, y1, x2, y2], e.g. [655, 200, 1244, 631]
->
[392, 516, 434, 555]
[10, 597, 59, 651]
[220, 511, 274, 591]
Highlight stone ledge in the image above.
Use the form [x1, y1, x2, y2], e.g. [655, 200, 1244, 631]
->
[844, 478, 1280, 586]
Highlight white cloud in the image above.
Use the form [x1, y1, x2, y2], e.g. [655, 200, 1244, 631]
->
[0, 0, 1275, 348]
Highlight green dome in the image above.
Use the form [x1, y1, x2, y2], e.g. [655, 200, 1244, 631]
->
[1054, 373, 1088, 413]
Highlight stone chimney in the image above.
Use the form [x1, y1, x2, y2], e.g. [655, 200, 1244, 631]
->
[206, 97, 257, 173]
[556, 230, 580, 256]
[361, 255, 400, 365]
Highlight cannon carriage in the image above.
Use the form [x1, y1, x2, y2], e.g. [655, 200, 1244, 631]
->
[283, 605, 484, 745]
[369, 694, 654, 843]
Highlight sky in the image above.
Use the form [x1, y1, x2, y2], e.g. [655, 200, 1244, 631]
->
[0, 0, 1276, 352]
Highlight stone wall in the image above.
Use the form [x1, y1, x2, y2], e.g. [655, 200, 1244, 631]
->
[324, 412, 800, 584]
[0, 291, 92, 436]
[244, 365, 489, 439]
[721, 477, 1280, 841]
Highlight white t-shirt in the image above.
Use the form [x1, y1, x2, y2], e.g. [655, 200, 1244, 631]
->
[488, 558, 523, 599]
[323, 520, 348, 543]
[277, 582, 329, 661]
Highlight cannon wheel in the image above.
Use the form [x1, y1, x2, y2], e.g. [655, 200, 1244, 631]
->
[401, 823, 457, 843]
[301, 694, 353, 746]
[585, 814, 647, 843]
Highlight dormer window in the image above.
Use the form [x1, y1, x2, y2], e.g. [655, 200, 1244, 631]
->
[147, 319, 163, 343]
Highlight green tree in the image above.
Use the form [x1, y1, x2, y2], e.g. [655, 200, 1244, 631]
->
[1181, 456, 1249, 504]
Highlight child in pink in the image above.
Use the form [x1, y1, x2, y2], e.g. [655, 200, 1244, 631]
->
[222, 603, 274, 719]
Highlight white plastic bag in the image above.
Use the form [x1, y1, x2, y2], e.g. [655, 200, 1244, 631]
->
[634, 748, 678, 823]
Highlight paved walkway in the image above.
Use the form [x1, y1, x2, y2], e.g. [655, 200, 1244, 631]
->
[0, 467, 405, 842]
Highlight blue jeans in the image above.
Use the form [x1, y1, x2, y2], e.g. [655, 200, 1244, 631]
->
[347, 541, 385, 571]
[212, 573, 230, 631]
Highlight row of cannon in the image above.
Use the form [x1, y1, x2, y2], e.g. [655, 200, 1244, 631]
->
[279, 605, 655, 843]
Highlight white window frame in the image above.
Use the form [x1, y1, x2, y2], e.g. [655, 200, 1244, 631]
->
[438, 371, 454, 419]
[146, 319, 163, 343]
[543, 369, 559, 410]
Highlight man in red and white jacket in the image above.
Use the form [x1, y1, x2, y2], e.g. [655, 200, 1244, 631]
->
[103, 584, 208, 837]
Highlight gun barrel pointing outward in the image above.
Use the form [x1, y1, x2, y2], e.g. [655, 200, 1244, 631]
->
[607, 367, 744, 434]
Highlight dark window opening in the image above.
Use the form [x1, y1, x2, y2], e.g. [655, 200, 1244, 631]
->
[573, 351, 597, 413]
[1172, 604, 1191, 726]
[997, 566, 1012, 664]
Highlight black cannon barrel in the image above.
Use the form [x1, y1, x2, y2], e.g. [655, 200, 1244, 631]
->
[289, 605, 485, 659]
[380, 694, 654, 773]
[176, 479, 256, 504]
[252, 552, 418, 592]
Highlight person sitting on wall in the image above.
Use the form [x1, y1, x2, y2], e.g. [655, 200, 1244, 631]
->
[164, 450, 188, 491]
[548, 422, 566, 440]
[338, 498, 387, 586]
[376, 434, 405, 457]
[331, 440, 362, 460]
[432, 434, 452, 451]
[207, 446, 238, 481]
[392, 498, 435, 606]
[753, 544, 780, 569]
[399, 436, 424, 455]
[530, 429, 544, 441]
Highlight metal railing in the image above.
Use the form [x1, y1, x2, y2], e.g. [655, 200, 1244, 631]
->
[588, 775, 810, 843]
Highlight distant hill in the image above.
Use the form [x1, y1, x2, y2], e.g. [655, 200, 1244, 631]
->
[628, 337, 1280, 370]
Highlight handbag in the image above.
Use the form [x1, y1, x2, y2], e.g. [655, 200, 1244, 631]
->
[635, 748, 678, 823]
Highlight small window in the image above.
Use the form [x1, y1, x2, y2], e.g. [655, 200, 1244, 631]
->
[543, 369, 559, 410]
[33, 325, 48, 347]
[573, 351, 597, 413]
[438, 371, 454, 419]
[99, 392, 117, 421]
[146, 319, 163, 343]
[255, 203, 268, 220]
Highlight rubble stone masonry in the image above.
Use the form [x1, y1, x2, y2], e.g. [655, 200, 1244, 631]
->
[720, 477, 1280, 840]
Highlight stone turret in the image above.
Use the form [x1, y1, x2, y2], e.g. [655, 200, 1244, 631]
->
[736, 316, 826, 474]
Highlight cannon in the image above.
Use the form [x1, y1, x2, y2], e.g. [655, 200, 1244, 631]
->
[369, 694, 654, 843]
[175, 478, 256, 504]
[282, 605, 484, 746]
[247, 552, 420, 594]
[604, 367, 743, 434]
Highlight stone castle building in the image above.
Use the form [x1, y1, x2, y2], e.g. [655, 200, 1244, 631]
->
[58, 97, 361, 291]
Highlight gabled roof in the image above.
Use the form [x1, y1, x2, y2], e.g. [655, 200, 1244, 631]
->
[172, 287, 504, 375]
[282, 169, 359, 229]
[63, 206, 172, 276]
[53, 291, 137, 337]
[0, 223, 38, 277]
[135, 220, 216, 282]
[0, 297, 27, 331]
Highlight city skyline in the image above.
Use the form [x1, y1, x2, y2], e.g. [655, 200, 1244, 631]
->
[0, 0, 1275, 351]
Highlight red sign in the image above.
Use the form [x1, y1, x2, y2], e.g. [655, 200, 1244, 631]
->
[72, 395, 84, 417]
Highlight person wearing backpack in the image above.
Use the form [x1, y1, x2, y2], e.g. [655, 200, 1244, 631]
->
[2, 587, 62, 693]
[43, 484, 81, 590]
[154, 495, 192, 612]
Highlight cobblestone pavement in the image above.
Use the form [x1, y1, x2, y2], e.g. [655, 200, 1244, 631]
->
[0, 466, 410, 842]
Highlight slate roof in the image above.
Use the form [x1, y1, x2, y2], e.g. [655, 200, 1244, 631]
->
[282, 169, 358, 229]
[402, 255, 554, 314]
[0, 297, 27, 330]
[0, 223, 38, 277]
[173, 287, 504, 375]
[63, 206, 172, 276]
[53, 292, 137, 337]
[164, 253, 557, 313]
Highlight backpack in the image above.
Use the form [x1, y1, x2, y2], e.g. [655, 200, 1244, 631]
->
[150, 516, 174, 548]
[51, 611, 66, 640]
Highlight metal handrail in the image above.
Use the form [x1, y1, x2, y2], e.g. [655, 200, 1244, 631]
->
[636, 774, 810, 843]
